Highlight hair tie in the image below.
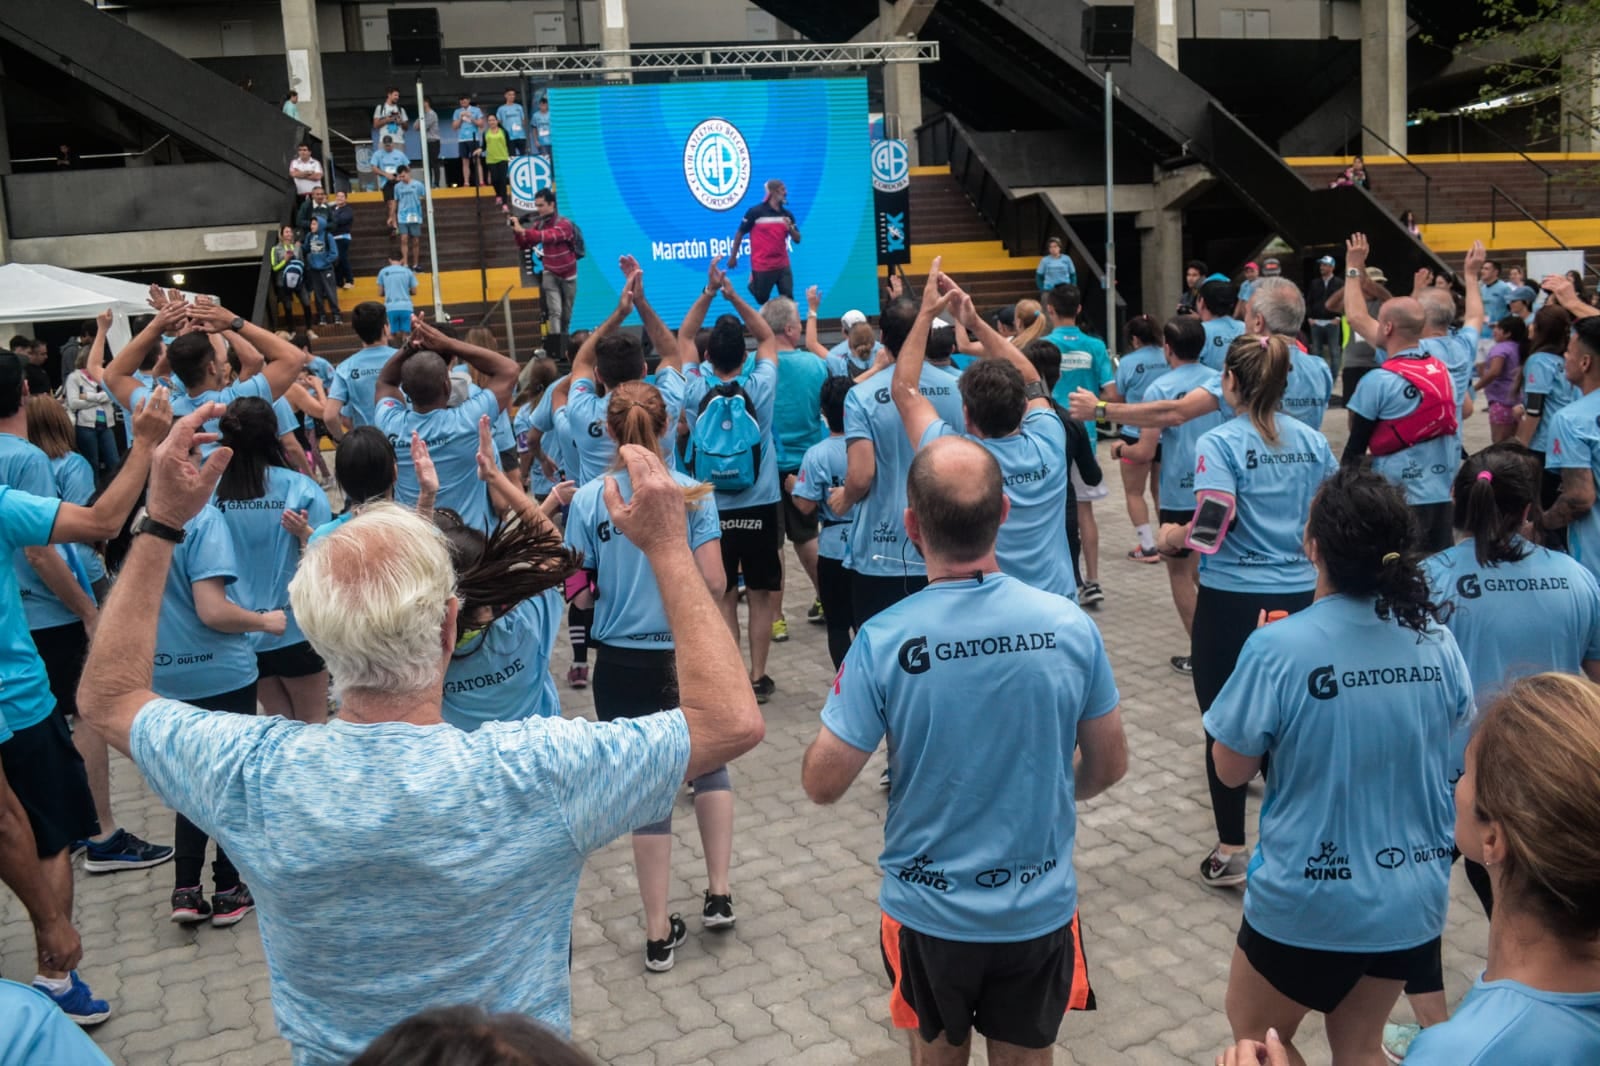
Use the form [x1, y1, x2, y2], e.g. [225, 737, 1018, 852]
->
[1476, 470, 1493, 483]
[1381, 552, 1401, 566]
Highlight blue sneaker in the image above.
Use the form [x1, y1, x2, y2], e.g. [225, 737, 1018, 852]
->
[82, 828, 174, 874]
[34, 971, 110, 1026]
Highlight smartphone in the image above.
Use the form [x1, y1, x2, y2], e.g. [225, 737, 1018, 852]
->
[1185, 490, 1236, 554]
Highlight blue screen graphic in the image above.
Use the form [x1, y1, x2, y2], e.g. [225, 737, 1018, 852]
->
[549, 79, 877, 328]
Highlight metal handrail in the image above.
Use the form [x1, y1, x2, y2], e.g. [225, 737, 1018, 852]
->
[1342, 114, 1431, 224]
[1489, 184, 1566, 248]
[477, 286, 521, 362]
[13, 134, 173, 166]
[1466, 115, 1553, 220]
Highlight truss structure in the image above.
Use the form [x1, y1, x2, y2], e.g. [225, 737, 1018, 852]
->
[460, 40, 939, 78]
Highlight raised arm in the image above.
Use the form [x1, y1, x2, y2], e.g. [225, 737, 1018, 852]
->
[1542, 273, 1600, 320]
[1342, 234, 1383, 345]
[1462, 240, 1487, 333]
[374, 343, 416, 408]
[475, 415, 561, 541]
[945, 277, 1049, 410]
[81, 310, 113, 386]
[189, 304, 309, 398]
[801, 286, 832, 361]
[604, 444, 764, 777]
[225, 328, 266, 381]
[620, 255, 680, 373]
[104, 302, 186, 409]
[892, 259, 952, 447]
[676, 257, 727, 367]
[409, 316, 519, 411]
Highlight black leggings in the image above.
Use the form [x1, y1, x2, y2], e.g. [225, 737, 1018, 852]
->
[816, 555, 854, 669]
[174, 683, 257, 890]
[488, 160, 509, 203]
[1066, 493, 1083, 587]
[1536, 456, 1569, 552]
[1192, 584, 1315, 847]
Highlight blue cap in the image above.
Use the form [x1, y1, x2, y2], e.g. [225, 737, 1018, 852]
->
[1509, 286, 1538, 305]
[1204, 272, 1231, 284]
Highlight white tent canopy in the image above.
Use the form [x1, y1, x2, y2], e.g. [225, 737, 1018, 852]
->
[0, 263, 192, 353]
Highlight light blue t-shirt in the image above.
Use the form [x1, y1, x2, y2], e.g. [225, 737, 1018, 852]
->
[370, 147, 409, 187]
[308, 511, 353, 546]
[0, 487, 61, 733]
[774, 350, 829, 471]
[1199, 317, 1246, 372]
[921, 409, 1075, 599]
[821, 574, 1119, 941]
[1113, 345, 1168, 421]
[0, 433, 77, 632]
[393, 180, 426, 226]
[1419, 327, 1479, 423]
[532, 106, 551, 145]
[153, 505, 259, 701]
[128, 698, 691, 1066]
[1045, 326, 1114, 408]
[1346, 356, 1459, 506]
[1145, 362, 1225, 512]
[118, 369, 172, 444]
[214, 466, 331, 653]
[273, 396, 299, 441]
[132, 373, 274, 458]
[453, 106, 483, 144]
[329, 345, 399, 430]
[562, 378, 617, 487]
[1524, 350, 1578, 454]
[826, 339, 882, 379]
[528, 377, 578, 481]
[1480, 279, 1515, 323]
[377, 265, 417, 311]
[443, 591, 562, 730]
[1203, 594, 1473, 951]
[1406, 977, 1600, 1065]
[308, 356, 335, 390]
[565, 468, 720, 648]
[376, 390, 499, 532]
[843, 365, 964, 576]
[1282, 350, 1335, 429]
[1547, 387, 1600, 579]
[792, 435, 852, 561]
[680, 359, 781, 510]
[513, 405, 555, 497]
[496, 103, 528, 140]
[49, 452, 105, 584]
[0, 978, 113, 1065]
[1192, 415, 1337, 593]
[1036, 255, 1076, 291]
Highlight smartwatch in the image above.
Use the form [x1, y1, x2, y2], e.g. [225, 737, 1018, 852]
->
[229, 316, 245, 332]
[1095, 400, 1108, 419]
[132, 515, 186, 544]
[1023, 380, 1049, 402]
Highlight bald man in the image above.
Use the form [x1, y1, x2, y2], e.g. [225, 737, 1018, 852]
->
[1340, 234, 1462, 550]
[802, 435, 1127, 1066]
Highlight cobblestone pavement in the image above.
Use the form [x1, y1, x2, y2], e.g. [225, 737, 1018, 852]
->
[1, 406, 1495, 1065]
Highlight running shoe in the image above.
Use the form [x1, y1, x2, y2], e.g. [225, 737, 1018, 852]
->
[82, 829, 175, 874]
[566, 664, 589, 689]
[1382, 1023, 1421, 1063]
[211, 883, 255, 927]
[807, 599, 825, 624]
[752, 675, 775, 704]
[1170, 655, 1193, 676]
[878, 767, 891, 791]
[702, 891, 736, 930]
[771, 617, 789, 643]
[170, 886, 212, 924]
[736, 574, 746, 599]
[34, 972, 110, 1027]
[1127, 545, 1162, 564]
[644, 915, 688, 972]
[1079, 581, 1105, 606]
[1199, 845, 1248, 887]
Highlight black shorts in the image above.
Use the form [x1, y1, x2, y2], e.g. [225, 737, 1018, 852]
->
[748, 267, 794, 303]
[591, 644, 678, 723]
[719, 503, 784, 592]
[381, 182, 396, 202]
[31, 620, 88, 718]
[1237, 917, 1439, 1014]
[1158, 507, 1194, 526]
[256, 640, 326, 680]
[851, 570, 928, 630]
[779, 472, 819, 545]
[0, 712, 98, 857]
[881, 911, 1095, 1049]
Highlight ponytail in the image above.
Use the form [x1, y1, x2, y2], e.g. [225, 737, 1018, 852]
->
[1224, 333, 1291, 446]
[1308, 467, 1449, 634]
[1453, 442, 1538, 567]
[605, 382, 712, 505]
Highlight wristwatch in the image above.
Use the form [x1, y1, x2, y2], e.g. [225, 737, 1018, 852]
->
[1024, 380, 1049, 401]
[1095, 400, 1108, 419]
[1345, 268, 1362, 279]
[229, 316, 245, 332]
[132, 515, 186, 544]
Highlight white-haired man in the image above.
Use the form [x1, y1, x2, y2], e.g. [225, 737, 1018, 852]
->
[77, 410, 765, 1066]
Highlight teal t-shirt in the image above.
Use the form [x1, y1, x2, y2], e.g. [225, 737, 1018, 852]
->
[0, 487, 61, 732]
[1406, 977, 1600, 1065]
[774, 349, 830, 471]
[1044, 326, 1113, 408]
[1545, 387, 1600, 580]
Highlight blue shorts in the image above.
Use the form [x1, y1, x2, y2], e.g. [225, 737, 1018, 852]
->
[397, 222, 421, 237]
[388, 308, 414, 334]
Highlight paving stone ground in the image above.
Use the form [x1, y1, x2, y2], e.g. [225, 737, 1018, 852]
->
[0, 404, 1495, 1065]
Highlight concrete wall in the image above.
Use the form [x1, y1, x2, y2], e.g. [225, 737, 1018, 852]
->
[1166, 0, 1363, 40]
[119, 3, 347, 58]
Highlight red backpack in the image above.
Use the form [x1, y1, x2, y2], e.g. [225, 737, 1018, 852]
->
[1368, 355, 1458, 457]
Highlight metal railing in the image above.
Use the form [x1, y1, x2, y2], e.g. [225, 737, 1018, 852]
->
[1466, 115, 1553, 221]
[1341, 114, 1432, 224]
[477, 287, 526, 363]
[1489, 184, 1567, 248]
[13, 134, 173, 166]
[460, 40, 939, 78]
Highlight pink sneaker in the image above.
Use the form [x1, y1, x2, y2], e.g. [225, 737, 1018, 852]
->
[566, 664, 589, 689]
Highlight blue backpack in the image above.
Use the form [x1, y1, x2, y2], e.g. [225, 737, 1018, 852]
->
[280, 257, 305, 290]
[689, 378, 763, 493]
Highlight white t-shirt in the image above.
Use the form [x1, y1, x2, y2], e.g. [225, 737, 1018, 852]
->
[290, 157, 323, 196]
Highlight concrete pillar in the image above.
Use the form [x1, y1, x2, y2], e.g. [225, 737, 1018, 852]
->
[1139, 207, 1182, 322]
[602, 0, 632, 82]
[1562, 52, 1600, 152]
[1133, 0, 1178, 69]
[280, 0, 330, 144]
[1359, 0, 1406, 155]
[877, 0, 932, 163]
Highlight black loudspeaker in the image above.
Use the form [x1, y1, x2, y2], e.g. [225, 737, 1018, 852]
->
[1082, 5, 1135, 62]
[389, 8, 443, 68]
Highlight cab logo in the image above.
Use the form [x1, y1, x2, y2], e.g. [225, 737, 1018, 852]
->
[683, 118, 750, 212]
[898, 636, 931, 675]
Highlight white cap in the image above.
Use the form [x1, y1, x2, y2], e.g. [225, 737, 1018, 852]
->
[840, 309, 868, 330]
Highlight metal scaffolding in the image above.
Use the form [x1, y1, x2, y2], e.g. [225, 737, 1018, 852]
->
[459, 40, 940, 78]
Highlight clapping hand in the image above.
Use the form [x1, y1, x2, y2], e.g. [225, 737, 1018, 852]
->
[411, 431, 439, 498]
